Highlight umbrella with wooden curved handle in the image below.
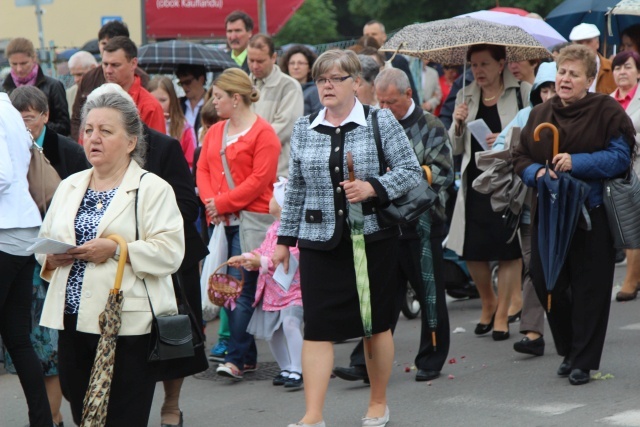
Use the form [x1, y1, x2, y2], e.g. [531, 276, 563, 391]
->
[81, 234, 128, 427]
[533, 123, 559, 312]
[534, 122, 559, 160]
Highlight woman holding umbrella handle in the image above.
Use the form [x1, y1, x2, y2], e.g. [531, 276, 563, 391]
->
[513, 44, 635, 386]
[274, 49, 422, 427]
[448, 44, 530, 341]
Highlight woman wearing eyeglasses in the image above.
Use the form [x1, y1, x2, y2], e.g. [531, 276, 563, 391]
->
[280, 44, 322, 116]
[273, 49, 422, 427]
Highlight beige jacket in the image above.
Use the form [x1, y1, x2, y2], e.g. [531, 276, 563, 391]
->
[251, 66, 304, 178]
[446, 69, 531, 256]
[616, 87, 640, 175]
[38, 161, 185, 335]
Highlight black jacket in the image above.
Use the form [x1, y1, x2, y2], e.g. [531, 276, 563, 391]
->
[42, 126, 90, 179]
[143, 126, 208, 269]
[3, 67, 71, 136]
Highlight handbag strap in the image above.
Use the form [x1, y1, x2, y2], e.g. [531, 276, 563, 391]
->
[27, 127, 47, 214]
[371, 109, 387, 176]
[219, 121, 236, 190]
[134, 173, 159, 318]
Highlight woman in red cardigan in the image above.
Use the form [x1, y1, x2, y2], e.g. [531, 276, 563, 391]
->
[196, 68, 281, 380]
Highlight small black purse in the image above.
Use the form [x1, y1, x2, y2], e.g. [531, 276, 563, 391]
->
[136, 174, 195, 362]
[371, 110, 438, 228]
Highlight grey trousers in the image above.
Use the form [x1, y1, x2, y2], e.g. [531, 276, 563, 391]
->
[519, 224, 545, 335]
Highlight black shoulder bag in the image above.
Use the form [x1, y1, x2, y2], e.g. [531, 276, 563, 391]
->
[371, 110, 438, 227]
[135, 174, 195, 362]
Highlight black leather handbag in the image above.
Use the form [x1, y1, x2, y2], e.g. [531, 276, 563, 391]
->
[147, 309, 195, 362]
[135, 174, 195, 362]
[603, 169, 640, 249]
[371, 110, 438, 228]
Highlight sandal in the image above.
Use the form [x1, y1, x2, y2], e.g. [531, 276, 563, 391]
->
[243, 363, 258, 373]
[216, 363, 243, 380]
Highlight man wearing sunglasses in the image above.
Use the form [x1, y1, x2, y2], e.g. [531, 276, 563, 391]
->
[176, 64, 207, 137]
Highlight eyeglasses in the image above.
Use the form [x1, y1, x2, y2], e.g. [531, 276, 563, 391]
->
[22, 112, 43, 124]
[314, 75, 352, 86]
[288, 61, 309, 67]
[178, 77, 194, 87]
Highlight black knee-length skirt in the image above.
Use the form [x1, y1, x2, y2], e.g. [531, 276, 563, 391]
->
[299, 232, 398, 341]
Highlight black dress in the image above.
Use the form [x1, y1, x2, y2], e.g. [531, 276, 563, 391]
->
[462, 101, 521, 261]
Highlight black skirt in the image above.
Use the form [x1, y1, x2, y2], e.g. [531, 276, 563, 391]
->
[299, 231, 398, 341]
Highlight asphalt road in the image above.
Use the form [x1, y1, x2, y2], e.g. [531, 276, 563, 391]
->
[2, 263, 639, 427]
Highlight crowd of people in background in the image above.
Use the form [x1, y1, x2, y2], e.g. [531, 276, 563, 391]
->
[2, 6, 640, 427]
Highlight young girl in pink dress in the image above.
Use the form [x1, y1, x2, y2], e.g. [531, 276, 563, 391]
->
[228, 178, 304, 389]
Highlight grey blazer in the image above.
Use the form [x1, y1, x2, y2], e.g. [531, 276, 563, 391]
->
[277, 105, 422, 250]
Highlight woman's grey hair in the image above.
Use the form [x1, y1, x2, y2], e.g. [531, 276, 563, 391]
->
[358, 54, 381, 85]
[312, 49, 362, 81]
[81, 90, 147, 166]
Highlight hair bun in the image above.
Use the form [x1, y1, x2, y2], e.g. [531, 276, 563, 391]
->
[250, 87, 260, 103]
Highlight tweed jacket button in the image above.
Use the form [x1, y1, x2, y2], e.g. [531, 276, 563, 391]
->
[87, 262, 96, 269]
[338, 209, 344, 216]
[372, 207, 376, 212]
[334, 146, 340, 152]
[336, 187, 342, 193]
[84, 290, 92, 298]
[334, 166, 340, 173]
[310, 215, 315, 221]
[335, 128, 341, 134]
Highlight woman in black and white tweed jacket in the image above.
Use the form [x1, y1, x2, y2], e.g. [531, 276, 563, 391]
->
[274, 49, 421, 427]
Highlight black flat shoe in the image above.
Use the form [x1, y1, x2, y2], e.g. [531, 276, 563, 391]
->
[284, 373, 303, 390]
[513, 336, 545, 356]
[273, 370, 291, 386]
[557, 358, 572, 377]
[474, 313, 495, 335]
[507, 310, 522, 323]
[333, 365, 369, 384]
[492, 330, 510, 341]
[415, 369, 440, 382]
[569, 369, 590, 385]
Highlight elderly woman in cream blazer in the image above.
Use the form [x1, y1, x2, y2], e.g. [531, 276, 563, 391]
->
[38, 92, 184, 426]
[447, 44, 531, 341]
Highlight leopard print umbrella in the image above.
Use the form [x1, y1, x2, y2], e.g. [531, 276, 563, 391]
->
[380, 17, 552, 65]
[80, 235, 128, 427]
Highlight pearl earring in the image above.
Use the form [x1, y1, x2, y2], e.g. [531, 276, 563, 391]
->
[233, 103, 237, 108]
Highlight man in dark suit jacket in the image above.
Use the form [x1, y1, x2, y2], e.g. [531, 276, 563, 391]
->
[176, 64, 207, 137]
[363, 20, 420, 106]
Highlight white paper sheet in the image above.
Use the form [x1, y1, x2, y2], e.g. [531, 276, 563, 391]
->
[467, 119, 491, 151]
[26, 238, 76, 254]
[273, 253, 298, 292]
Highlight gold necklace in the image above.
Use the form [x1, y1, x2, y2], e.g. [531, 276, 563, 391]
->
[483, 84, 504, 102]
[91, 170, 125, 210]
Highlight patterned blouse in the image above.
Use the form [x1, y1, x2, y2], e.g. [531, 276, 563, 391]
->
[65, 188, 117, 314]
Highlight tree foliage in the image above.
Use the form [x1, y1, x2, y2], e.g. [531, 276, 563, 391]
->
[346, 0, 565, 34]
[275, 0, 340, 46]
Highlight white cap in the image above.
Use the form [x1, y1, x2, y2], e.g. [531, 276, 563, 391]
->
[273, 176, 287, 208]
[569, 23, 600, 41]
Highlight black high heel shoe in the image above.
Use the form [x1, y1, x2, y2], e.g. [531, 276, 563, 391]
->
[507, 310, 522, 323]
[474, 313, 495, 335]
[492, 328, 510, 341]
